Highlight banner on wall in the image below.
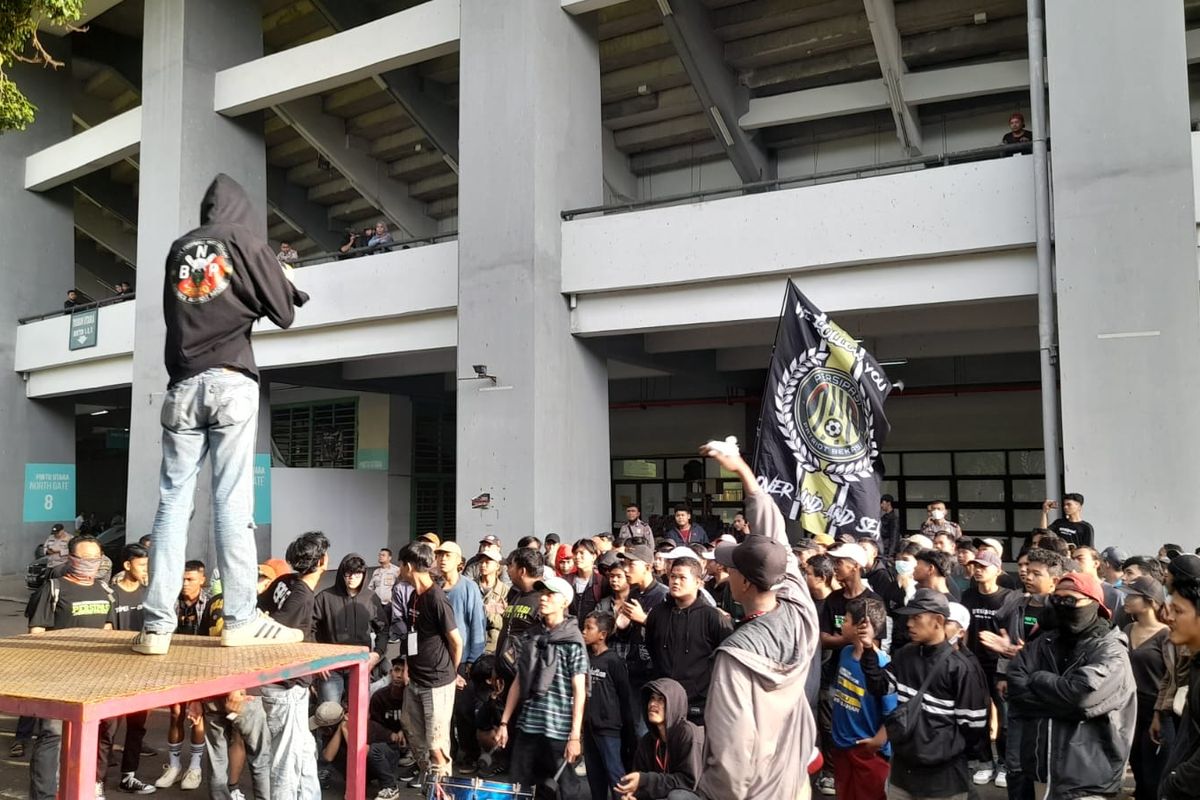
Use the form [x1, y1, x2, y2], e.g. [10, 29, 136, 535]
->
[23, 463, 75, 523]
[253, 454, 271, 525]
[753, 282, 892, 539]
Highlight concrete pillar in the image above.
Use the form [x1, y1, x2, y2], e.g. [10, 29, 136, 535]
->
[388, 395, 413, 550]
[1045, 2, 1200, 552]
[125, 0, 267, 549]
[456, 1, 611, 544]
[0, 48, 78, 571]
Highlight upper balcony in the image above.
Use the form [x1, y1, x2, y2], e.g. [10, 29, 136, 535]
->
[14, 244, 458, 398]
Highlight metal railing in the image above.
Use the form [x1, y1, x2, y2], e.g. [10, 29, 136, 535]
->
[19, 293, 136, 325]
[291, 230, 458, 268]
[561, 141, 1038, 220]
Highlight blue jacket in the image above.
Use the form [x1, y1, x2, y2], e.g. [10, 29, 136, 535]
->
[667, 523, 708, 546]
[445, 575, 486, 666]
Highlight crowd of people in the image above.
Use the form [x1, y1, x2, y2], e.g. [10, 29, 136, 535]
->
[18, 447, 1200, 800]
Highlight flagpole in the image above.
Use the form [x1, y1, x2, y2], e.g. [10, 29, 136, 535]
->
[750, 279, 794, 472]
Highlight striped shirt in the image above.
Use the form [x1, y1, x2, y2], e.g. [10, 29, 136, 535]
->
[516, 641, 588, 740]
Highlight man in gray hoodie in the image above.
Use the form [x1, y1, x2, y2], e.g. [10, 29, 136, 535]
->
[673, 438, 820, 800]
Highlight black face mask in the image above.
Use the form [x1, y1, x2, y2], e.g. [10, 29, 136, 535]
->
[1050, 600, 1100, 635]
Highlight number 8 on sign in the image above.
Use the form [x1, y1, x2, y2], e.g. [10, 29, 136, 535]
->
[43, 495, 53, 511]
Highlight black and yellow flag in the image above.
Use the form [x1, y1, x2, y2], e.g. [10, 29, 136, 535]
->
[753, 282, 892, 538]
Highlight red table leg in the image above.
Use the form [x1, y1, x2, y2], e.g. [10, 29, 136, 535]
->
[61, 719, 99, 800]
[345, 660, 369, 800]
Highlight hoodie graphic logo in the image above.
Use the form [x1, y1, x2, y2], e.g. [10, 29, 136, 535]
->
[174, 239, 233, 304]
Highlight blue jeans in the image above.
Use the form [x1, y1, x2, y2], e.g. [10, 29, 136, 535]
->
[317, 670, 347, 705]
[144, 368, 260, 633]
[260, 684, 320, 800]
[583, 730, 623, 800]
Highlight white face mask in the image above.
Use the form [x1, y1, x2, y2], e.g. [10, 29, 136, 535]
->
[930, 509, 946, 521]
[948, 632, 962, 647]
[895, 559, 915, 576]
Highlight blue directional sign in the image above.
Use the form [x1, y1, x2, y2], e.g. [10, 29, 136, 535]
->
[23, 463, 75, 523]
[254, 454, 272, 525]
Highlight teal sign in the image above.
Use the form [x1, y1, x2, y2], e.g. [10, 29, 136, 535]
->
[356, 448, 389, 471]
[69, 308, 98, 350]
[253, 453, 271, 525]
[23, 463, 75, 523]
[106, 430, 130, 450]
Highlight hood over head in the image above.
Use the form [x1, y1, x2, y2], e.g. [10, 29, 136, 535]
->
[642, 677, 689, 732]
[334, 552, 369, 598]
[200, 173, 259, 229]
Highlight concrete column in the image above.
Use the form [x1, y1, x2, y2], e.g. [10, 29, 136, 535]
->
[125, 0, 267, 547]
[1045, 1, 1200, 552]
[388, 395, 413, 549]
[456, 1, 611, 543]
[0, 48, 78, 572]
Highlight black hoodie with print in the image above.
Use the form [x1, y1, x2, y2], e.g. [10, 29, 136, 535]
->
[163, 173, 309, 386]
[312, 553, 388, 661]
[631, 678, 704, 799]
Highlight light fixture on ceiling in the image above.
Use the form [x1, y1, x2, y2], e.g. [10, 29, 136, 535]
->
[878, 358, 909, 367]
[89, 409, 109, 416]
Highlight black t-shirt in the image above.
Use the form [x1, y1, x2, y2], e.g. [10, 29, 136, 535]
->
[259, 574, 317, 687]
[962, 585, 1014, 675]
[406, 585, 458, 688]
[1003, 130, 1033, 144]
[1048, 518, 1094, 548]
[497, 588, 542, 671]
[369, 687, 405, 733]
[112, 582, 146, 632]
[1017, 596, 1049, 643]
[819, 587, 882, 684]
[28, 578, 115, 631]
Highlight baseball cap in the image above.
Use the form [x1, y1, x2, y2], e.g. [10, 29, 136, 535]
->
[894, 588, 951, 617]
[1124, 576, 1167, 605]
[1100, 546, 1130, 568]
[478, 535, 501, 547]
[596, 551, 620, 571]
[257, 563, 278, 583]
[968, 551, 1003, 570]
[418, 532, 441, 546]
[714, 534, 738, 547]
[811, 532, 835, 546]
[309, 701, 345, 730]
[435, 541, 463, 559]
[663, 546, 702, 563]
[714, 534, 788, 591]
[50, 523, 65, 533]
[619, 544, 654, 565]
[1167, 553, 1200, 583]
[906, 534, 934, 550]
[947, 602, 971, 631]
[1056, 572, 1111, 618]
[972, 537, 1005, 555]
[654, 539, 675, 553]
[594, 531, 614, 541]
[263, 558, 291, 578]
[826, 543, 868, 568]
[479, 544, 504, 563]
[534, 575, 575, 604]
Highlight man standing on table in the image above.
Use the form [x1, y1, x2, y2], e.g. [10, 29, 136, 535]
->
[133, 173, 309, 656]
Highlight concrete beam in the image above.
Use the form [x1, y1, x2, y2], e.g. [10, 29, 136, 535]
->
[266, 165, 343, 251]
[24, 107, 141, 190]
[659, 0, 772, 182]
[72, 172, 137, 228]
[562, 0, 629, 13]
[309, 0, 460, 170]
[214, 0, 460, 117]
[274, 96, 435, 239]
[74, 196, 137, 266]
[741, 58, 1031, 129]
[863, 0, 922, 153]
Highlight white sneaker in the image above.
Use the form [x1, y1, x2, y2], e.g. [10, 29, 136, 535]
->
[374, 789, 401, 800]
[131, 632, 172, 655]
[995, 769, 1008, 788]
[229, 789, 245, 800]
[221, 617, 304, 647]
[972, 766, 996, 785]
[180, 768, 202, 790]
[96, 781, 107, 800]
[154, 765, 181, 789]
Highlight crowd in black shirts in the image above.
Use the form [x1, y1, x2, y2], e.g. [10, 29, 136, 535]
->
[19, 473, 1200, 800]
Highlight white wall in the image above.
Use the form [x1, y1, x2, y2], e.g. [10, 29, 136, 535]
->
[269, 467, 389, 567]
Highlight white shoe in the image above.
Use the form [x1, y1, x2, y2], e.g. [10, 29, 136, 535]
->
[229, 789, 245, 800]
[154, 765, 181, 789]
[972, 766, 996, 785]
[221, 617, 304, 647]
[131, 632, 172, 655]
[96, 781, 107, 800]
[995, 769, 1008, 788]
[180, 768, 202, 790]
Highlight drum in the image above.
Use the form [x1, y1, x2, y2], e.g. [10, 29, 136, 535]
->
[425, 776, 535, 800]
